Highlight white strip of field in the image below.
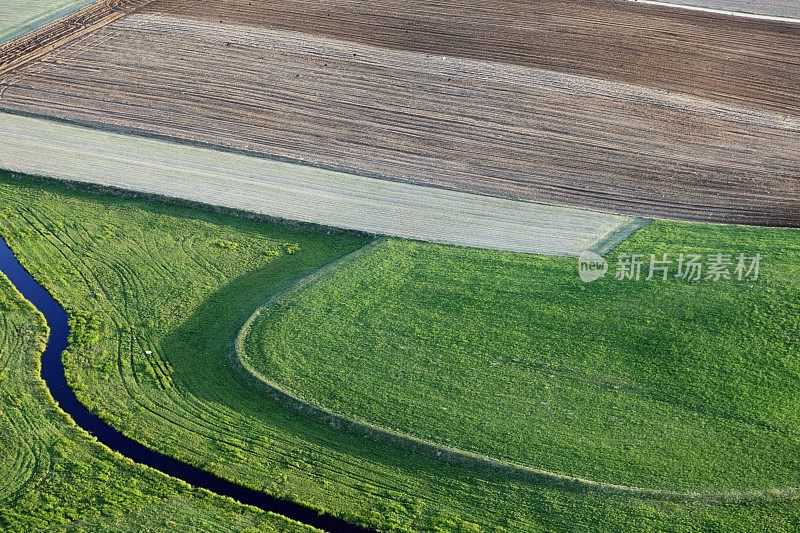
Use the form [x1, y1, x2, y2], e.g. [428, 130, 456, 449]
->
[0, 0, 95, 44]
[0, 112, 633, 255]
[626, 0, 800, 22]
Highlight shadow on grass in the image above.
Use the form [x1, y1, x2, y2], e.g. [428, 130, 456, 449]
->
[156, 244, 604, 503]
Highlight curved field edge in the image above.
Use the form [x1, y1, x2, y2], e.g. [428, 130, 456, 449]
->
[5, 173, 800, 531]
[238, 229, 800, 495]
[235, 238, 799, 503]
[0, 174, 398, 530]
[0, 272, 314, 531]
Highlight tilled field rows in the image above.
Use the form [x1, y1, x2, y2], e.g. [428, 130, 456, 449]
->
[1, 0, 798, 226]
[2, 10, 797, 226]
[146, 0, 800, 116]
[0, 112, 631, 255]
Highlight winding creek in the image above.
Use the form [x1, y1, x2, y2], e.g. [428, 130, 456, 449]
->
[0, 237, 368, 533]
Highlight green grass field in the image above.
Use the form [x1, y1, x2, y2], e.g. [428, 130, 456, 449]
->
[241, 226, 800, 493]
[0, 262, 311, 530]
[2, 172, 799, 531]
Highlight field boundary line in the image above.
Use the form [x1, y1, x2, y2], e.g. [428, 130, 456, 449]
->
[590, 217, 652, 255]
[0, 0, 95, 45]
[625, 0, 800, 23]
[0, 0, 156, 78]
[233, 241, 800, 503]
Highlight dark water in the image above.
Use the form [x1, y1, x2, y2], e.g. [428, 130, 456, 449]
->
[0, 237, 369, 533]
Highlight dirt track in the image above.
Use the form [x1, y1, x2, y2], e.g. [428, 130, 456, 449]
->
[0, 0, 798, 226]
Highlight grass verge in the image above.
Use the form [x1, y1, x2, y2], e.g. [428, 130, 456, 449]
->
[2, 171, 799, 531]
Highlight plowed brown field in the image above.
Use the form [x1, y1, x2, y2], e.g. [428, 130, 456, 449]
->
[1, 0, 798, 226]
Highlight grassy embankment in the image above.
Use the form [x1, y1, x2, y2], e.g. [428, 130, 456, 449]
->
[0, 261, 311, 530]
[1, 172, 799, 531]
[241, 225, 800, 494]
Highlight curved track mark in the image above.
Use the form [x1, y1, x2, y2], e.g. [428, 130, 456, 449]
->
[235, 239, 800, 504]
[0, 236, 371, 533]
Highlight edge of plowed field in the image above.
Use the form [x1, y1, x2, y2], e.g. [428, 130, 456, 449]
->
[0, 0, 94, 45]
[626, 0, 800, 22]
[0, 0, 155, 77]
[591, 218, 653, 256]
[233, 238, 800, 504]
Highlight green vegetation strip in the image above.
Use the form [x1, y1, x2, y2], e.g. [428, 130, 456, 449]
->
[240, 225, 800, 497]
[2, 172, 800, 531]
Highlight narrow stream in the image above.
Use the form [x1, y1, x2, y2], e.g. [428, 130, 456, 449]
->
[0, 237, 368, 533]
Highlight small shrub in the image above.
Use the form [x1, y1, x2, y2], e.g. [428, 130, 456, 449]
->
[69, 311, 102, 349]
[283, 242, 301, 255]
[212, 238, 238, 250]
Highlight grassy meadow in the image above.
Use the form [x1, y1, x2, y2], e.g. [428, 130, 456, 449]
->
[241, 224, 800, 492]
[0, 261, 311, 530]
[1, 172, 799, 531]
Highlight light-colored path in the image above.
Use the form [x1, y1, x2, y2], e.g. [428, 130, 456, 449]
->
[627, 0, 800, 21]
[0, 112, 632, 255]
[0, 0, 94, 44]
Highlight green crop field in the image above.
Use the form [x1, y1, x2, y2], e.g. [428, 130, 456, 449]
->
[0, 257, 310, 530]
[240, 225, 800, 493]
[1, 172, 799, 531]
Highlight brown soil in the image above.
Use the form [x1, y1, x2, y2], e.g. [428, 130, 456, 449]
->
[148, 0, 800, 117]
[1, 0, 798, 226]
